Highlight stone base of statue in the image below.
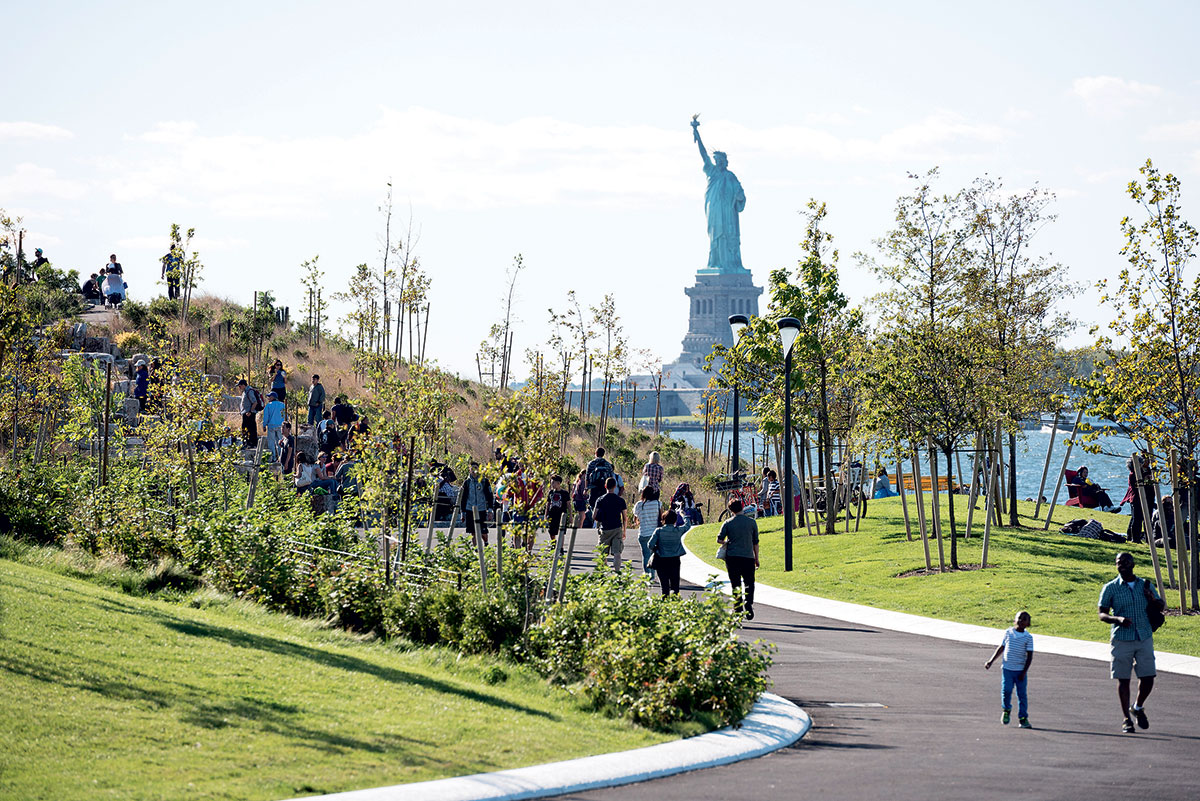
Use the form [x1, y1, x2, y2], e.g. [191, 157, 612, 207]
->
[664, 269, 763, 389]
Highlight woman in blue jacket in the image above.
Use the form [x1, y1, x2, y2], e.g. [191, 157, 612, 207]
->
[647, 510, 691, 596]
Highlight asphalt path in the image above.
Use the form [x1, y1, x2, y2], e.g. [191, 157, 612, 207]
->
[542, 524, 1200, 801]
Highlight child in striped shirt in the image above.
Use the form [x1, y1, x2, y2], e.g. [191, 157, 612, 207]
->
[984, 610, 1034, 728]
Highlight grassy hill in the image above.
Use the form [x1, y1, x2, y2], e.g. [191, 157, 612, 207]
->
[685, 497, 1200, 656]
[0, 557, 666, 801]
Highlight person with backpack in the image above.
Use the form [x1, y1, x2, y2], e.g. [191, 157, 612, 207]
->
[316, 410, 340, 453]
[237, 379, 260, 448]
[332, 395, 358, 426]
[458, 461, 494, 545]
[1099, 552, 1164, 733]
[586, 447, 615, 509]
[307, 374, 326, 425]
[571, 470, 590, 529]
[545, 474, 571, 541]
[133, 360, 149, 413]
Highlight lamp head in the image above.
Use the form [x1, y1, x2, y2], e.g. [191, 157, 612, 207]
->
[728, 314, 749, 341]
[777, 317, 801, 356]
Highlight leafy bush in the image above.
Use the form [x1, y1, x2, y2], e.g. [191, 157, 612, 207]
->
[0, 466, 76, 545]
[320, 560, 388, 632]
[23, 283, 84, 325]
[146, 297, 180, 319]
[114, 330, 148, 356]
[120, 299, 151, 328]
[481, 665, 508, 684]
[383, 580, 522, 655]
[384, 583, 464, 645]
[460, 590, 524, 654]
[524, 569, 773, 731]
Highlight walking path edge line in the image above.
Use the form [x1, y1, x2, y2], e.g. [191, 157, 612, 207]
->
[281, 692, 810, 801]
[680, 552, 1200, 678]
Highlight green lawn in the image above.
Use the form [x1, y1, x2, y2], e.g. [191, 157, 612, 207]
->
[685, 496, 1200, 656]
[0, 559, 667, 801]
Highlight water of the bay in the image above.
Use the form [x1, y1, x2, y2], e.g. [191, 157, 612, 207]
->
[664, 426, 1137, 513]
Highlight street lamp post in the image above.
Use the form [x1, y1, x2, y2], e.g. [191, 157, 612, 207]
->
[728, 314, 749, 476]
[777, 317, 800, 572]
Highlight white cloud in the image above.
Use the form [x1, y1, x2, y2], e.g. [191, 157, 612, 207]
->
[804, 111, 849, 126]
[99, 107, 1012, 217]
[1072, 76, 1163, 116]
[1143, 120, 1200, 141]
[0, 121, 73, 141]
[0, 163, 88, 200]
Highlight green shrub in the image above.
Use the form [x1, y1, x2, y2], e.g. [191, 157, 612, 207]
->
[524, 569, 772, 731]
[384, 583, 464, 645]
[481, 665, 508, 684]
[146, 297, 179, 319]
[0, 465, 77, 545]
[460, 590, 523, 654]
[120, 299, 151, 328]
[320, 560, 388, 632]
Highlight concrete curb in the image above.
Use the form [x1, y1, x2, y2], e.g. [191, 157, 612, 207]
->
[283, 692, 810, 801]
[681, 552, 1200, 678]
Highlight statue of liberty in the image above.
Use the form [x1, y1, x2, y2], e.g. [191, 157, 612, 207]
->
[692, 115, 746, 273]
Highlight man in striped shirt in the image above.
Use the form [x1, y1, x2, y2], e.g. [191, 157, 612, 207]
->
[1099, 552, 1162, 733]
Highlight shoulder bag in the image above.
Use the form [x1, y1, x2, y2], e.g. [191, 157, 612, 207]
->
[1143, 579, 1165, 632]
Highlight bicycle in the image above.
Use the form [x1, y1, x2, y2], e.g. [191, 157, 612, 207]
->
[716, 472, 762, 521]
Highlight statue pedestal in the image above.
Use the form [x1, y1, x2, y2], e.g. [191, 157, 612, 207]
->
[666, 269, 763, 388]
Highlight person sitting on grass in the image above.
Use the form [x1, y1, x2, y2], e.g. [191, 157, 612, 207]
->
[872, 467, 899, 499]
[1151, 495, 1177, 549]
[984, 610, 1034, 729]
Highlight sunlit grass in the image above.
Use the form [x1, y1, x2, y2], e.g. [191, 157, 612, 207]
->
[686, 496, 1200, 656]
[0, 559, 666, 801]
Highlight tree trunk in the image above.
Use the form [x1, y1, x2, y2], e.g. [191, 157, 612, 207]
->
[1008, 431, 1019, 526]
[946, 448, 959, 569]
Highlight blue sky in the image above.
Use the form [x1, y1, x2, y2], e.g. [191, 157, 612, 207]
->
[5, 1, 1199, 379]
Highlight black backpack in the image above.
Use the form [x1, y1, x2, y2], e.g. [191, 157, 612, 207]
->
[251, 388, 264, 412]
[319, 422, 339, 452]
[589, 459, 614, 493]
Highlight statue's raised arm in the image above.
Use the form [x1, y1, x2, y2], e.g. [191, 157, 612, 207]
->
[692, 115, 712, 168]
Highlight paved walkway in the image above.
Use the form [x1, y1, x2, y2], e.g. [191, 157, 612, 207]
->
[538, 525, 1200, 801]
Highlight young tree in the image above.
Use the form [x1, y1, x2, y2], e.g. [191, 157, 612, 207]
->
[168, 224, 204, 326]
[299, 255, 325, 347]
[861, 168, 972, 326]
[859, 322, 994, 567]
[549, 290, 594, 416]
[962, 177, 1075, 525]
[708, 201, 862, 532]
[589, 293, 626, 446]
[861, 174, 992, 564]
[1076, 160, 1200, 607]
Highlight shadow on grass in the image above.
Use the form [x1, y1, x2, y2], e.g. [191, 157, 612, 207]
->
[2, 573, 560, 741]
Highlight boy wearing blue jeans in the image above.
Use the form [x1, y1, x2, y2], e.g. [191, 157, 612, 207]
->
[985, 611, 1034, 728]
